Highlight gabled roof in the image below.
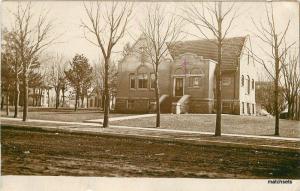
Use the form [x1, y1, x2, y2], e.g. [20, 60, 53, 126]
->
[167, 36, 247, 71]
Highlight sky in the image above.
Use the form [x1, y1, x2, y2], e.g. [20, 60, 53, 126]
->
[2, 1, 299, 77]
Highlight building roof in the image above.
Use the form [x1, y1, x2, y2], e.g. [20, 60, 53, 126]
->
[167, 36, 247, 71]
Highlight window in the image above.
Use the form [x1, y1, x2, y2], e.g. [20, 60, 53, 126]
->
[247, 51, 250, 65]
[252, 79, 255, 89]
[246, 75, 250, 94]
[150, 73, 155, 89]
[247, 103, 250, 114]
[241, 75, 244, 86]
[138, 73, 148, 89]
[127, 100, 134, 109]
[252, 104, 255, 114]
[242, 102, 244, 114]
[189, 68, 202, 87]
[190, 76, 200, 87]
[129, 74, 135, 89]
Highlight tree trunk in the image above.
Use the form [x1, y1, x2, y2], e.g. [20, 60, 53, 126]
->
[33, 88, 36, 107]
[75, 90, 79, 111]
[274, 36, 280, 136]
[39, 89, 42, 106]
[6, 90, 10, 116]
[103, 59, 110, 128]
[155, 73, 160, 128]
[215, 3, 222, 136]
[215, 49, 222, 136]
[47, 89, 50, 107]
[14, 81, 20, 118]
[1, 95, 4, 110]
[62, 87, 65, 107]
[22, 74, 29, 121]
[287, 101, 292, 119]
[87, 95, 89, 108]
[55, 87, 60, 109]
[81, 95, 84, 108]
[101, 92, 105, 109]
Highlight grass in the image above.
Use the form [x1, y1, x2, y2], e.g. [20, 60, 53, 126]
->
[1, 107, 133, 122]
[110, 114, 300, 138]
[2, 107, 299, 138]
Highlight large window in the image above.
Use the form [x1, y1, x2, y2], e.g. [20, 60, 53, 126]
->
[246, 75, 250, 94]
[150, 73, 155, 89]
[189, 68, 202, 87]
[138, 73, 148, 89]
[241, 75, 244, 86]
[242, 102, 244, 114]
[129, 74, 135, 89]
[190, 76, 200, 87]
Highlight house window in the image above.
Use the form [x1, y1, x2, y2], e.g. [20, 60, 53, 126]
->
[242, 102, 244, 114]
[127, 100, 134, 109]
[189, 68, 203, 87]
[150, 73, 155, 89]
[189, 76, 200, 87]
[247, 51, 250, 65]
[247, 103, 250, 114]
[241, 75, 244, 86]
[246, 75, 250, 94]
[129, 74, 135, 89]
[252, 79, 255, 89]
[138, 73, 148, 89]
[252, 104, 255, 114]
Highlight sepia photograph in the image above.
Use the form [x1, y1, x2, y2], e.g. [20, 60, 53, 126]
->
[1, 0, 300, 190]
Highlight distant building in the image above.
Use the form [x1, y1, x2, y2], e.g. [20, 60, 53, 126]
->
[115, 35, 256, 115]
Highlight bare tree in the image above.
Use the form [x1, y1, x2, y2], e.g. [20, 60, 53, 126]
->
[10, 2, 56, 121]
[82, 1, 133, 127]
[281, 50, 300, 120]
[2, 28, 22, 117]
[48, 54, 67, 109]
[250, 4, 295, 135]
[140, 4, 182, 128]
[184, 2, 237, 136]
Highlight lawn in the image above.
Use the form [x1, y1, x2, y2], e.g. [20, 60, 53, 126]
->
[111, 114, 300, 138]
[1, 108, 132, 122]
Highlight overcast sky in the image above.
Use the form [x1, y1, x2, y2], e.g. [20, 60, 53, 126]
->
[2, 1, 299, 77]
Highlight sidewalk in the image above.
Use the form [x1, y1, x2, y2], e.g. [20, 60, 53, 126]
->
[85, 114, 155, 123]
[2, 117, 300, 152]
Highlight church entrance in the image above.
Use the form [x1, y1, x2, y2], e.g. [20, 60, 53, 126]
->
[174, 78, 184, 97]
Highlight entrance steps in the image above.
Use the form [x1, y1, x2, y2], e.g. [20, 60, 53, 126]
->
[172, 95, 191, 114]
[149, 94, 171, 113]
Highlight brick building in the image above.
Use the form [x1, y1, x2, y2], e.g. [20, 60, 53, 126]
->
[115, 35, 256, 115]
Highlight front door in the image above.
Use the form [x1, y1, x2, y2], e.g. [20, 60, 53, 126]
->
[174, 78, 184, 97]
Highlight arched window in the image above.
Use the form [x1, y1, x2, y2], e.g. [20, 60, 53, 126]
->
[241, 75, 244, 86]
[190, 68, 203, 75]
[246, 75, 250, 94]
[252, 79, 255, 89]
[174, 68, 184, 75]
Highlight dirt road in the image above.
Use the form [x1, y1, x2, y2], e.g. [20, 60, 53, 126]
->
[2, 126, 300, 178]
